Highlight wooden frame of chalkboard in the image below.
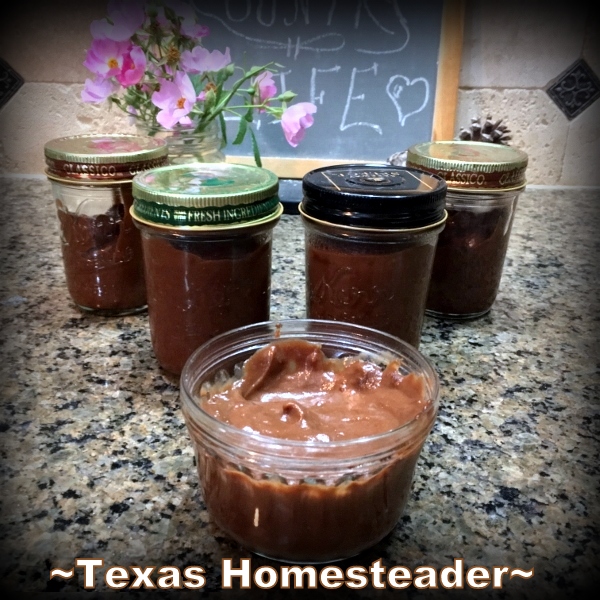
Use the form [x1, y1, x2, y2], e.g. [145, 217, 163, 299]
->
[200, 0, 465, 178]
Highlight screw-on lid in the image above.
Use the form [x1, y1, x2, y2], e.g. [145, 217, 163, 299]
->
[406, 141, 528, 192]
[131, 162, 282, 229]
[300, 164, 447, 229]
[44, 134, 168, 182]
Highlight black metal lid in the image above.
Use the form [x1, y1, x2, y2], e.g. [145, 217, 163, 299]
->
[301, 163, 447, 229]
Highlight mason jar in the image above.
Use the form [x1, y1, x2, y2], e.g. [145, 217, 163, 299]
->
[180, 319, 440, 563]
[44, 134, 168, 315]
[131, 163, 283, 376]
[300, 164, 447, 348]
[406, 141, 528, 319]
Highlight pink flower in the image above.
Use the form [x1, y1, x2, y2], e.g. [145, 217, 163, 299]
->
[83, 39, 131, 78]
[117, 45, 146, 86]
[151, 71, 198, 129]
[252, 71, 277, 112]
[180, 46, 231, 74]
[81, 76, 118, 103]
[181, 22, 210, 40]
[90, 0, 146, 41]
[281, 102, 317, 147]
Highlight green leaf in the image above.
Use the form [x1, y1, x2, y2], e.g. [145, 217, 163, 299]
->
[249, 127, 262, 167]
[218, 113, 227, 146]
[232, 117, 248, 145]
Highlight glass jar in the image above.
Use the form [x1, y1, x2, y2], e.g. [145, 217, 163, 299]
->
[136, 120, 225, 165]
[180, 319, 440, 563]
[131, 163, 283, 376]
[300, 164, 447, 348]
[44, 134, 168, 315]
[406, 141, 528, 318]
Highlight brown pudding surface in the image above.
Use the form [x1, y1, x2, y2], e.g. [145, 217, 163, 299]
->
[202, 339, 429, 441]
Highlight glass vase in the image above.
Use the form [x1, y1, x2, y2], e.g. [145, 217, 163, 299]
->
[135, 120, 225, 164]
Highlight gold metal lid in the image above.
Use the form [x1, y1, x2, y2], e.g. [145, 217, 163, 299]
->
[131, 162, 281, 228]
[44, 134, 168, 182]
[406, 141, 528, 192]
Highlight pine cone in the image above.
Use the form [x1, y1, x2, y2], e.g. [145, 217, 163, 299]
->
[457, 115, 512, 145]
[387, 150, 407, 166]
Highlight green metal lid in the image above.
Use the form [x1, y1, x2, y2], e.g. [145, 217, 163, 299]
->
[44, 134, 168, 182]
[131, 162, 282, 229]
[406, 141, 528, 192]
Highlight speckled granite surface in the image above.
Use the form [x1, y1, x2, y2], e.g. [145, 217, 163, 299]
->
[0, 177, 598, 598]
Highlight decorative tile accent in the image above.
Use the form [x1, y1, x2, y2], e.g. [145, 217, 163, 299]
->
[546, 59, 600, 120]
[0, 57, 24, 110]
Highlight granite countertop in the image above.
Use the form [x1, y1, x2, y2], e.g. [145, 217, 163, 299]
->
[0, 177, 598, 598]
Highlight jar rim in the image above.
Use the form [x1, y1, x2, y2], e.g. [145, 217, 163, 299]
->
[299, 204, 448, 234]
[180, 319, 440, 458]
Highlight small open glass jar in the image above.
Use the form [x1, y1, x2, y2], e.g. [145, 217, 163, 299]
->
[406, 141, 528, 319]
[131, 163, 283, 376]
[300, 164, 447, 348]
[44, 134, 168, 315]
[180, 319, 440, 563]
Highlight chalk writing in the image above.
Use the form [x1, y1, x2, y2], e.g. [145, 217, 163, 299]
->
[193, 0, 444, 160]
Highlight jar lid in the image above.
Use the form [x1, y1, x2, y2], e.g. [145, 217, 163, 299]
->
[131, 162, 282, 229]
[300, 164, 447, 229]
[44, 134, 168, 182]
[406, 141, 528, 192]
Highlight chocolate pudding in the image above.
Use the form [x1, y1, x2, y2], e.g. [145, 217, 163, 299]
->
[406, 140, 528, 318]
[131, 162, 282, 376]
[56, 187, 146, 314]
[306, 238, 438, 348]
[426, 201, 516, 317]
[191, 338, 436, 562]
[140, 228, 272, 375]
[300, 164, 447, 349]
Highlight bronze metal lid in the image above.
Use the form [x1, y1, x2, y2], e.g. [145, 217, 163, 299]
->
[44, 134, 168, 182]
[131, 162, 282, 229]
[406, 141, 528, 192]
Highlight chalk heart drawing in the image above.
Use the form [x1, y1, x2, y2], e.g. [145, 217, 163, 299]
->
[386, 75, 430, 126]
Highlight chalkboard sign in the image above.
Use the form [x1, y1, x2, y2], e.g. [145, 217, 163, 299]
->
[194, 0, 464, 178]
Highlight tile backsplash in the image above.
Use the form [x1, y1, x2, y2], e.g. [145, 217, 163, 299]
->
[546, 59, 600, 121]
[0, 0, 598, 186]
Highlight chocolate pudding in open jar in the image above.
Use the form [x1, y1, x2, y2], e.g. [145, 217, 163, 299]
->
[131, 163, 283, 376]
[406, 141, 528, 319]
[300, 164, 447, 348]
[180, 319, 441, 563]
[44, 134, 168, 315]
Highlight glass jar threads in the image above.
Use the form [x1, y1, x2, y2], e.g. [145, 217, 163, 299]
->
[44, 134, 168, 316]
[300, 164, 447, 348]
[406, 141, 528, 319]
[131, 163, 283, 376]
